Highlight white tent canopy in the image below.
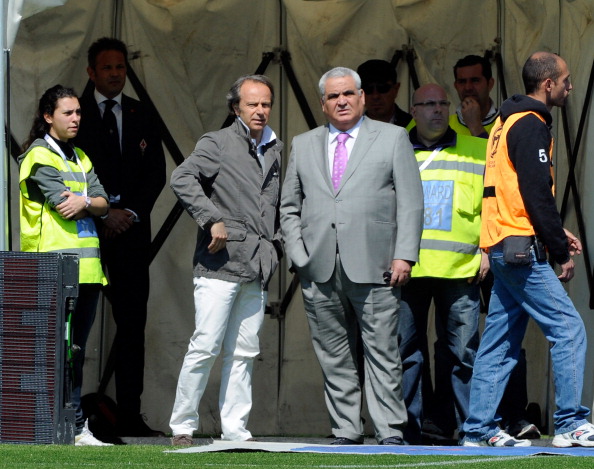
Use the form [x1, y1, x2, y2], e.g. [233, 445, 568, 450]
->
[5, 0, 594, 436]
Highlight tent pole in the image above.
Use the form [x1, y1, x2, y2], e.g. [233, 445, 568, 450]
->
[280, 50, 317, 130]
[0, 0, 6, 250]
[558, 57, 594, 308]
[485, 45, 507, 101]
[275, 0, 288, 410]
[112, 0, 123, 38]
[3, 47, 10, 250]
[404, 46, 420, 90]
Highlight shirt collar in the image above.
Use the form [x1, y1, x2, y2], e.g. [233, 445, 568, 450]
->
[455, 100, 498, 126]
[409, 126, 457, 151]
[237, 117, 276, 149]
[328, 116, 364, 141]
[94, 89, 123, 107]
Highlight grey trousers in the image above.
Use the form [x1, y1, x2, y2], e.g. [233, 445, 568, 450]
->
[300, 254, 407, 442]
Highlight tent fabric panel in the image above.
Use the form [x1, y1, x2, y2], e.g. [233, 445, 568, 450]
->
[6, 0, 594, 436]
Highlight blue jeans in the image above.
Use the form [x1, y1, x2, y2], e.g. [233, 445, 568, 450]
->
[398, 277, 480, 443]
[463, 244, 590, 442]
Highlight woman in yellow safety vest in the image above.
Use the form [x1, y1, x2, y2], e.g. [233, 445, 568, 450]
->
[19, 84, 110, 446]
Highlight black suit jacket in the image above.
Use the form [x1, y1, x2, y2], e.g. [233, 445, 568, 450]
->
[73, 89, 166, 246]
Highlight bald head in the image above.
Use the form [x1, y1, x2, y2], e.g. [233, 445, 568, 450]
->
[412, 84, 445, 106]
[523, 52, 561, 94]
[522, 51, 572, 108]
[411, 84, 450, 147]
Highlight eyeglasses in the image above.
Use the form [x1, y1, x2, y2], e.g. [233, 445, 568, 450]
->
[362, 83, 392, 94]
[412, 100, 451, 108]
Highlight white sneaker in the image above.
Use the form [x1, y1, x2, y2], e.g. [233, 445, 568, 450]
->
[552, 422, 594, 448]
[75, 420, 113, 446]
[463, 430, 531, 447]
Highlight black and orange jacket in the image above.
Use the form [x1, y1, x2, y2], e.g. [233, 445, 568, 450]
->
[480, 94, 569, 265]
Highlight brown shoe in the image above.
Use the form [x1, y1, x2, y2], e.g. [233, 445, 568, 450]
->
[171, 434, 193, 446]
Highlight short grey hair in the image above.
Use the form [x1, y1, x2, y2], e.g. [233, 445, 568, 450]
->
[318, 67, 362, 100]
[226, 74, 275, 113]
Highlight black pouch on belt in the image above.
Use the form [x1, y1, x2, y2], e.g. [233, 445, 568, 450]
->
[502, 236, 532, 265]
[533, 236, 547, 261]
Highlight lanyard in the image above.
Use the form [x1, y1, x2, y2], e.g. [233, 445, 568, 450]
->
[44, 134, 87, 197]
[418, 147, 442, 172]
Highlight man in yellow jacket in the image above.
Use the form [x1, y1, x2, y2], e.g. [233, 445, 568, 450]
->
[398, 83, 488, 444]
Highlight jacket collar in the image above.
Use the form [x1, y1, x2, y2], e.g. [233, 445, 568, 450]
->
[409, 126, 457, 151]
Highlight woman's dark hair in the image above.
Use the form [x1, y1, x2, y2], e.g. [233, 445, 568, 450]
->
[23, 84, 78, 151]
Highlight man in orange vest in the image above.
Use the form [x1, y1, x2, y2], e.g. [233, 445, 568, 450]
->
[462, 51, 594, 448]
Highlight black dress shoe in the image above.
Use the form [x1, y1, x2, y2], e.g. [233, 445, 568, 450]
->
[379, 436, 405, 445]
[330, 437, 363, 445]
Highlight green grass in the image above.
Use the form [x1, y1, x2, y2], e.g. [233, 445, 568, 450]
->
[1, 445, 593, 469]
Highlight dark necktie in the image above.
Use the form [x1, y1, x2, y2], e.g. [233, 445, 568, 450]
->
[103, 99, 122, 196]
[103, 99, 121, 158]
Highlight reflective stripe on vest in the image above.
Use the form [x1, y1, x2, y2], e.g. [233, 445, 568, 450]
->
[50, 247, 102, 258]
[420, 239, 481, 256]
[422, 159, 485, 176]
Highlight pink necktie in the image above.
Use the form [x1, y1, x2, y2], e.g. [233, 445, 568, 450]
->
[332, 132, 349, 191]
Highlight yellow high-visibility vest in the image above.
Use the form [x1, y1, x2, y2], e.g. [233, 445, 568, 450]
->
[19, 142, 107, 285]
[412, 134, 487, 279]
[406, 116, 496, 137]
[448, 114, 497, 137]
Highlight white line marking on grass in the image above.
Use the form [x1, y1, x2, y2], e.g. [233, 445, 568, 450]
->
[203, 455, 545, 468]
[322, 456, 541, 467]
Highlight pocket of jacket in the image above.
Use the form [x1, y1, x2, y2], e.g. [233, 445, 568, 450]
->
[455, 180, 476, 217]
[223, 218, 247, 241]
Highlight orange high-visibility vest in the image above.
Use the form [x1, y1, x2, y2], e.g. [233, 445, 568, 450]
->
[480, 111, 554, 249]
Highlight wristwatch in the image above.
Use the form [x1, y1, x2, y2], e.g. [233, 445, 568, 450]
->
[84, 196, 91, 208]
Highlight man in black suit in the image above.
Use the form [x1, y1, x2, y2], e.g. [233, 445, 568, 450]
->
[73, 37, 166, 437]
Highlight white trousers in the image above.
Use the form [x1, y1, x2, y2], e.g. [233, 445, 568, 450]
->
[170, 277, 266, 440]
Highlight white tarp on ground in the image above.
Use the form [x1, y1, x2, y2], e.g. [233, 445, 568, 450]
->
[5, 0, 594, 436]
[166, 439, 594, 456]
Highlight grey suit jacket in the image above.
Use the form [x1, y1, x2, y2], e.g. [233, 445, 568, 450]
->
[280, 117, 423, 285]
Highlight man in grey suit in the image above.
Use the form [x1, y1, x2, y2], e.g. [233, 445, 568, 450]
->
[280, 67, 424, 445]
